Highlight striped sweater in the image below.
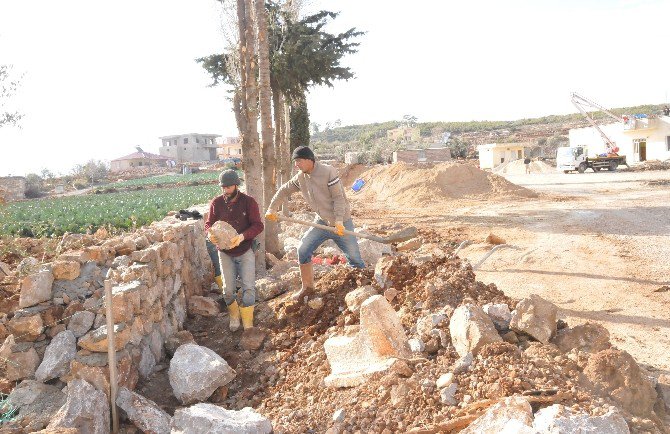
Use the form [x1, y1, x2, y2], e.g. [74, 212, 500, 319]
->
[268, 162, 351, 225]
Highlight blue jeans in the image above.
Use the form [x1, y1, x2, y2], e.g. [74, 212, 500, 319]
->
[206, 239, 221, 276]
[217, 249, 256, 307]
[298, 219, 365, 268]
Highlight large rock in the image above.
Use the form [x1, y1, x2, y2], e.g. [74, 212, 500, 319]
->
[0, 335, 40, 381]
[78, 323, 132, 352]
[357, 238, 391, 266]
[324, 295, 410, 387]
[67, 310, 95, 338]
[4, 380, 66, 431]
[482, 303, 512, 331]
[552, 322, 611, 353]
[373, 256, 395, 289]
[461, 395, 535, 434]
[171, 403, 272, 434]
[7, 314, 43, 342]
[35, 330, 77, 382]
[108, 280, 143, 323]
[19, 267, 54, 308]
[533, 404, 629, 433]
[187, 296, 220, 317]
[582, 349, 657, 417]
[344, 286, 377, 313]
[449, 304, 502, 356]
[168, 343, 236, 404]
[116, 387, 171, 434]
[47, 379, 110, 434]
[51, 261, 81, 280]
[510, 294, 557, 343]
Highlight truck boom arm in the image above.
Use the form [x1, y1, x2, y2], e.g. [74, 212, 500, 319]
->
[571, 92, 621, 150]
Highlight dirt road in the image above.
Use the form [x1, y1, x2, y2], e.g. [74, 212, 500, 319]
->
[354, 169, 670, 374]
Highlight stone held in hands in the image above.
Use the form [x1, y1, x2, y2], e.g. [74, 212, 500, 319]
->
[208, 221, 239, 250]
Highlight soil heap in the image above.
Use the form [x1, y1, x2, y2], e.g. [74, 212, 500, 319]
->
[493, 159, 557, 175]
[351, 162, 537, 208]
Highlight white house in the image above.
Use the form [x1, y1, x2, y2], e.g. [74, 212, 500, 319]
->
[477, 143, 527, 169]
[568, 115, 670, 163]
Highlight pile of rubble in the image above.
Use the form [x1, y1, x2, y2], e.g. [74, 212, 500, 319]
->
[0, 216, 669, 433]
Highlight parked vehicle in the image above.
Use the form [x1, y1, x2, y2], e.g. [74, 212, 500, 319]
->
[556, 146, 627, 173]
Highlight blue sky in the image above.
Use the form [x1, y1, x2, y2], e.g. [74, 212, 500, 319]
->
[1, 0, 668, 176]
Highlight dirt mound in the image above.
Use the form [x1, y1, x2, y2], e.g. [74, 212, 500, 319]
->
[494, 159, 556, 175]
[352, 162, 536, 207]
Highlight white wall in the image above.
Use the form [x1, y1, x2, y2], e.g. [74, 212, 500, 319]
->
[569, 118, 670, 162]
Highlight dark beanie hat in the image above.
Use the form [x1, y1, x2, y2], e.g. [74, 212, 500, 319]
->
[291, 146, 315, 161]
[219, 169, 241, 187]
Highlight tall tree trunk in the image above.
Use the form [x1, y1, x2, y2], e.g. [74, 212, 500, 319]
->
[237, 0, 265, 273]
[255, 0, 280, 256]
[280, 94, 292, 214]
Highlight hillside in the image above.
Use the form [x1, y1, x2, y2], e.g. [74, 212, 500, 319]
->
[311, 103, 667, 163]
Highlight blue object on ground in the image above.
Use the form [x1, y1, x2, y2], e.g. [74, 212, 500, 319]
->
[352, 178, 365, 192]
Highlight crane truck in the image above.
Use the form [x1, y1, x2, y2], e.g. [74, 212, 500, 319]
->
[557, 93, 629, 173]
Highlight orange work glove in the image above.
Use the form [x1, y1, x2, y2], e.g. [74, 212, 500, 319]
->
[265, 211, 279, 222]
[334, 221, 345, 237]
[229, 234, 244, 248]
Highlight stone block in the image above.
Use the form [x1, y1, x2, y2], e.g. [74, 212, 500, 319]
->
[344, 286, 377, 313]
[171, 404, 272, 434]
[35, 330, 77, 382]
[510, 294, 557, 343]
[52, 261, 81, 281]
[78, 323, 132, 353]
[19, 268, 54, 308]
[116, 387, 171, 434]
[47, 379, 110, 434]
[449, 304, 502, 357]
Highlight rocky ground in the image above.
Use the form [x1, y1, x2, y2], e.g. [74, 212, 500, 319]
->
[0, 163, 669, 433]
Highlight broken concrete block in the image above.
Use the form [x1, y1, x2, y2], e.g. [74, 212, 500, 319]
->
[168, 343, 236, 405]
[116, 387, 171, 434]
[510, 294, 557, 343]
[35, 330, 76, 382]
[449, 304, 502, 357]
[171, 403, 272, 434]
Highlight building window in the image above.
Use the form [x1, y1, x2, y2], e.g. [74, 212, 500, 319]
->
[666, 136, 670, 151]
[183, 138, 188, 144]
[173, 139, 177, 146]
[196, 137, 200, 144]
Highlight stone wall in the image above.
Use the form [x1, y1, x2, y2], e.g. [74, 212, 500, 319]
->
[0, 216, 211, 399]
[0, 176, 26, 202]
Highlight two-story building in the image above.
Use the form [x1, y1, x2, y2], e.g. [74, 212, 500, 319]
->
[387, 126, 420, 143]
[217, 136, 243, 160]
[159, 133, 220, 164]
[569, 115, 670, 162]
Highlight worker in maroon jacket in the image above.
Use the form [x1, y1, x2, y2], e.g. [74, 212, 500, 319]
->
[205, 170, 264, 331]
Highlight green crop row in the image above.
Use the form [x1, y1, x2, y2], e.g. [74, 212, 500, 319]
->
[0, 184, 220, 238]
[107, 172, 220, 189]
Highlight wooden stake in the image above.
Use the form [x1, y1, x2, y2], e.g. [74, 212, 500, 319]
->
[105, 279, 119, 433]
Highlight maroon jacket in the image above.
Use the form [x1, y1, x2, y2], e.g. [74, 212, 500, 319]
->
[205, 191, 264, 257]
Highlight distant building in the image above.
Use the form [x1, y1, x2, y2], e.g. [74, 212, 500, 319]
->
[0, 176, 26, 202]
[217, 136, 243, 160]
[387, 126, 420, 143]
[159, 133, 220, 164]
[110, 147, 171, 172]
[393, 147, 451, 164]
[569, 115, 670, 162]
[477, 143, 527, 169]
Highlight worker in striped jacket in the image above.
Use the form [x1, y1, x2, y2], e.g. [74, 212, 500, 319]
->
[266, 146, 365, 302]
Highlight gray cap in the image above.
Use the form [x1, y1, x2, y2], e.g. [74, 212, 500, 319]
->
[219, 169, 241, 187]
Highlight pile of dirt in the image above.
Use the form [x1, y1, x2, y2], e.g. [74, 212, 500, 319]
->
[493, 159, 557, 175]
[352, 162, 537, 207]
[629, 160, 670, 172]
